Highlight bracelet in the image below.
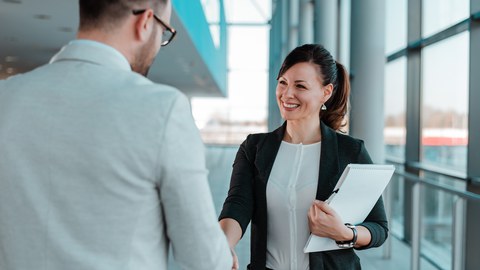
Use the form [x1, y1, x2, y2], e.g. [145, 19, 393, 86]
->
[336, 223, 357, 248]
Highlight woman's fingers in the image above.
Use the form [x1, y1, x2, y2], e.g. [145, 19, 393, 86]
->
[314, 200, 335, 215]
[308, 203, 315, 220]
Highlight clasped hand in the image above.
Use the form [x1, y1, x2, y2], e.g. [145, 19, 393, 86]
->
[230, 246, 239, 270]
[307, 200, 351, 241]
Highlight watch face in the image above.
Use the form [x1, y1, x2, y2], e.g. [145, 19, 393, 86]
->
[336, 242, 354, 249]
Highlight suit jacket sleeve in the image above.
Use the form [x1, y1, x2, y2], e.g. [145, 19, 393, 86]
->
[355, 141, 389, 249]
[218, 135, 255, 237]
[156, 93, 232, 269]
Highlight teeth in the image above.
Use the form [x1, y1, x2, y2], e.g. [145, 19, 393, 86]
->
[284, 103, 299, 108]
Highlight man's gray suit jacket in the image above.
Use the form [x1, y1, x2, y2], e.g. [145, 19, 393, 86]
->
[0, 41, 231, 270]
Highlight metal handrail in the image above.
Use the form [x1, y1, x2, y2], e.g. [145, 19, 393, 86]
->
[386, 157, 467, 182]
[395, 170, 480, 202]
[405, 161, 467, 182]
[384, 158, 480, 270]
[386, 159, 480, 201]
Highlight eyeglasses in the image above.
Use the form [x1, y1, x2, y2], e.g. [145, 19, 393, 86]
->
[132, 9, 177, 47]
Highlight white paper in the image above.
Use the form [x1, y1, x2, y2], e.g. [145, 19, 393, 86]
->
[304, 164, 395, 253]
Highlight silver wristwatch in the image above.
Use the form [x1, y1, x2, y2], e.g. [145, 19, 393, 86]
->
[336, 223, 357, 248]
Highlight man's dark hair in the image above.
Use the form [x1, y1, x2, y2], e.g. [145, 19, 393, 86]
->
[79, 0, 167, 31]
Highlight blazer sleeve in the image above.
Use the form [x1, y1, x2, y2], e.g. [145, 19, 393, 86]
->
[218, 135, 255, 237]
[355, 141, 389, 249]
[156, 93, 232, 270]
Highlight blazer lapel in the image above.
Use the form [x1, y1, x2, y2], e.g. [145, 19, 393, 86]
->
[255, 122, 285, 183]
[316, 121, 341, 200]
[255, 121, 341, 197]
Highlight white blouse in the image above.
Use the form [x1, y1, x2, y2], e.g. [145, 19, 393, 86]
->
[266, 141, 321, 270]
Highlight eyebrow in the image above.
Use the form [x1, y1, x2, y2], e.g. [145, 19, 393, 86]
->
[294, 80, 308, 84]
[279, 77, 310, 84]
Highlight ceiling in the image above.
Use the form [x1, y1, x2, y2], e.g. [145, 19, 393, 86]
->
[0, 0, 224, 97]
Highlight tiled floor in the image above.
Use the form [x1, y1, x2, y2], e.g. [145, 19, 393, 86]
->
[357, 237, 438, 270]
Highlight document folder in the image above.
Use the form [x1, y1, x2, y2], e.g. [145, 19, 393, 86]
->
[304, 164, 395, 253]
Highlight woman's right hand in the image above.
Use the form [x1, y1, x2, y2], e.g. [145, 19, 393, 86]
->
[219, 218, 242, 270]
[230, 246, 239, 270]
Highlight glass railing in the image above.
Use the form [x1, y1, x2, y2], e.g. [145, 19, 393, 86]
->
[385, 158, 480, 270]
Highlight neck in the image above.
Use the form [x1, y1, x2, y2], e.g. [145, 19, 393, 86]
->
[77, 30, 133, 64]
[284, 118, 322, 144]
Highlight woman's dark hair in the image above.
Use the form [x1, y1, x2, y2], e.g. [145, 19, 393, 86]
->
[79, 0, 167, 31]
[277, 44, 350, 131]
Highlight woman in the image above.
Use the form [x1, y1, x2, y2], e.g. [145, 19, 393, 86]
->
[219, 44, 388, 270]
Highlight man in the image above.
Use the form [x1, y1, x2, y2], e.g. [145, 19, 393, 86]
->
[0, 0, 232, 269]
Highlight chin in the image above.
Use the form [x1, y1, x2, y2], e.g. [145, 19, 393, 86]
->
[280, 114, 297, 121]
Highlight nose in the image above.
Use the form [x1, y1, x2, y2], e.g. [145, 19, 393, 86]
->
[283, 85, 294, 98]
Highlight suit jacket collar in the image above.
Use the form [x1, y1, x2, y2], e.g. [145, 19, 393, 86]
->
[258, 120, 340, 200]
[254, 123, 284, 181]
[49, 40, 131, 72]
[318, 121, 340, 200]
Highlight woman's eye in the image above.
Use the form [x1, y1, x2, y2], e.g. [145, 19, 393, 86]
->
[296, 84, 306, 89]
[279, 80, 287, 85]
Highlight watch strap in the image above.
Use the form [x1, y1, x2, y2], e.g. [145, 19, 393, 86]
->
[336, 223, 357, 248]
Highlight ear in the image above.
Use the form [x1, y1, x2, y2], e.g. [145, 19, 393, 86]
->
[133, 9, 155, 42]
[322, 83, 334, 102]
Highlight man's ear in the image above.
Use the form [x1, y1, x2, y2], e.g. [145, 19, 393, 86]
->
[133, 9, 154, 42]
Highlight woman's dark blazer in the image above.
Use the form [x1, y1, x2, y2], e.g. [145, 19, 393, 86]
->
[219, 121, 389, 270]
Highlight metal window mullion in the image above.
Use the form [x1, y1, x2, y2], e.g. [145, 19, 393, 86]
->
[288, 0, 299, 50]
[314, 0, 338, 58]
[404, 0, 422, 265]
[387, 19, 469, 63]
[383, 182, 393, 259]
[465, 1, 480, 269]
[452, 196, 466, 270]
[268, 1, 285, 130]
[411, 182, 422, 270]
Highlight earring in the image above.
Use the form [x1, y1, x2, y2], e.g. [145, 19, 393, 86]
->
[321, 104, 327, 111]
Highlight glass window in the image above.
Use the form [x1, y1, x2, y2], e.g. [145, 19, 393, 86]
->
[422, 0, 469, 37]
[224, 0, 271, 24]
[421, 31, 469, 172]
[420, 173, 466, 269]
[200, 0, 221, 47]
[385, 0, 407, 55]
[228, 26, 269, 70]
[384, 57, 407, 160]
[389, 171, 406, 239]
[384, 57, 407, 239]
[201, 0, 220, 23]
[192, 25, 269, 145]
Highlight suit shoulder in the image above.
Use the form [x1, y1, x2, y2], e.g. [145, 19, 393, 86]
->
[336, 131, 364, 144]
[246, 132, 269, 141]
[243, 131, 273, 146]
[123, 75, 186, 104]
[335, 132, 365, 152]
[127, 73, 182, 96]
